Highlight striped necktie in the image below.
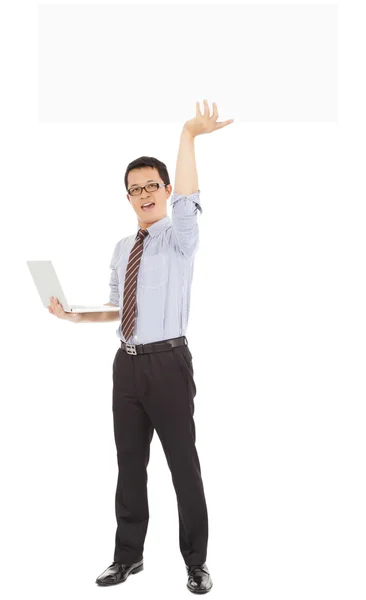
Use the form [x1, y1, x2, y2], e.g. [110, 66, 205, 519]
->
[121, 228, 149, 342]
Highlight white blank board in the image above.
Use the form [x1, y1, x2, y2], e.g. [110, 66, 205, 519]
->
[39, 3, 337, 122]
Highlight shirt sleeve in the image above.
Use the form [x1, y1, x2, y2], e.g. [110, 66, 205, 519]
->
[170, 189, 202, 259]
[108, 242, 120, 306]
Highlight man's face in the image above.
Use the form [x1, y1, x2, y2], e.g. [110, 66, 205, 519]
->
[126, 167, 172, 226]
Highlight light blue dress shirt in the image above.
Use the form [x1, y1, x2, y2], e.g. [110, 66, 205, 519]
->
[109, 190, 202, 344]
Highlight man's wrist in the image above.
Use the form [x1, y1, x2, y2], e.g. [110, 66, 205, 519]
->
[72, 313, 83, 323]
[182, 125, 196, 140]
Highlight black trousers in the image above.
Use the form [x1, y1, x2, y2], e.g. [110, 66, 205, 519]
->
[112, 336, 209, 566]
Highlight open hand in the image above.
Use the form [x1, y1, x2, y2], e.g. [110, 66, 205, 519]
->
[183, 99, 234, 138]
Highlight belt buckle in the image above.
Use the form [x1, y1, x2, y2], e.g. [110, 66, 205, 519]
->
[125, 343, 137, 355]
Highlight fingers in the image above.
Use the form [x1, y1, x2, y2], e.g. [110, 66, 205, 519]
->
[210, 101, 234, 128]
[197, 99, 218, 120]
[203, 98, 209, 119]
[48, 296, 65, 318]
[211, 102, 218, 121]
[215, 119, 234, 130]
[196, 99, 210, 117]
[196, 99, 234, 128]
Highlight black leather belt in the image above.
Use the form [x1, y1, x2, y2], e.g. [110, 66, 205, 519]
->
[120, 335, 188, 355]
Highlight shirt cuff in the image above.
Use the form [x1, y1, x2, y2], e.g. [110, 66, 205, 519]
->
[170, 189, 202, 214]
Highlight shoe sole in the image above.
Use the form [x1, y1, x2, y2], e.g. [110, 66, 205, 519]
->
[95, 563, 144, 585]
[186, 581, 213, 594]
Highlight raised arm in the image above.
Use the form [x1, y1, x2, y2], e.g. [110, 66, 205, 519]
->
[174, 128, 199, 196]
[171, 100, 234, 259]
[174, 99, 233, 195]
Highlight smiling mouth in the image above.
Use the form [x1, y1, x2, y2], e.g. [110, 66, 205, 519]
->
[141, 202, 155, 210]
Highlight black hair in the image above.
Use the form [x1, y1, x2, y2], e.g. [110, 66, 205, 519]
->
[124, 156, 170, 192]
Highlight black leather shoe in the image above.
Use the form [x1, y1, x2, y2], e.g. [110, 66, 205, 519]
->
[186, 563, 213, 594]
[95, 559, 143, 586]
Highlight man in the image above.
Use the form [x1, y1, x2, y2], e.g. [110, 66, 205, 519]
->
[48, 99, 233, 593]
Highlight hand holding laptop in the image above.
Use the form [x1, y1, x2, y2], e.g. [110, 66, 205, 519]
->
[48, 296, 80, 322]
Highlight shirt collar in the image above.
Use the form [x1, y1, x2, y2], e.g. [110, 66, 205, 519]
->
[135, 215, 171, 239]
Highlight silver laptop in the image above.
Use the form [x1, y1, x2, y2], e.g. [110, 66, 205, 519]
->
[27, 260, 120, 313]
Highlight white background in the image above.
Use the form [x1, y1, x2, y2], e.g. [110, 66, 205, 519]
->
[1, 1, 365, 599]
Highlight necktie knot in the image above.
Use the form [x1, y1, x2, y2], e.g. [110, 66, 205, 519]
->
[138, 228, 149, 241]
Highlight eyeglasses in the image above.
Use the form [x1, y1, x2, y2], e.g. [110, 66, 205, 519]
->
[128, 182, 167, 196]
